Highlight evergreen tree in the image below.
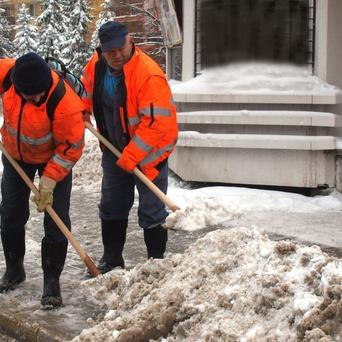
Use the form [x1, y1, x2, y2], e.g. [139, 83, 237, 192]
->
[36, 0, 67, 58]
[60, 0, 74, 19]
[14, 4, 38, 56]
[59, 0, 76, 65]
[0, 7, 15, 57]
[62, 0, 92, 76]
[90, 0, 115, 51]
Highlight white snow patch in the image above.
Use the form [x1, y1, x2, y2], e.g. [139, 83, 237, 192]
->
[171, 62, 340, 95]
[165, 186, 342, 231]
[72, 126, 102, 190]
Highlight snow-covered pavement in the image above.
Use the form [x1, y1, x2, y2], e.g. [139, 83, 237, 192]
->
[0, 125, 341, 341]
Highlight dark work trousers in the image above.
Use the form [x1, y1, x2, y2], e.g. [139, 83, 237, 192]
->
[0, 154, 72, 244]
[100, 149, 168, 229]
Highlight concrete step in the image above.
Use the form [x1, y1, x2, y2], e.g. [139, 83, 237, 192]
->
[177, 110, 342, 127]
[177, 132, 337, 150]
[172, 91, 342, 105]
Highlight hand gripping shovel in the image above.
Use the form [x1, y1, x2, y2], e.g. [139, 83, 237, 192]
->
[85, 122, 180, 212]
[0, 141, 100, 277]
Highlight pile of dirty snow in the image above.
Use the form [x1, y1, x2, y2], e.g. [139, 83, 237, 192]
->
[72, 227, 342, 341]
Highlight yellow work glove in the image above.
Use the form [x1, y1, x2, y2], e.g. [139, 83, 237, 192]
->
[33, 176, 56, 212]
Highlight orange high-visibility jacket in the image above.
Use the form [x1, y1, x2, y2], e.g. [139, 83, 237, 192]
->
[0, 59, 85, 182]
[82, 47, 178, 180]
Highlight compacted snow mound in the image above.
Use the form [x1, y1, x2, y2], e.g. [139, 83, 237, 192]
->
[72, 227, 342, 342]
[164, 197, 241, 231]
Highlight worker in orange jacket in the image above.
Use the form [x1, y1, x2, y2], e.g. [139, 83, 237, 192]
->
[82, 21, 178, 273]
[0, 53, 85, 308]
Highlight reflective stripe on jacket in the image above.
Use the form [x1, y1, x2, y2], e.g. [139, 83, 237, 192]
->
[0, 59, 85, 182]
[82, 47, 178, 180]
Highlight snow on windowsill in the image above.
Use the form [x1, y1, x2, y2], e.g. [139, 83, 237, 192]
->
[170, 62, 342, 103]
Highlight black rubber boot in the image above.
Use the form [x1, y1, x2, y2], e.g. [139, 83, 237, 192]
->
[41, 238, 67, 309]
[144, 225, 168, 259]
[0, 231, 26, 293]
[98, 219, 127, 274]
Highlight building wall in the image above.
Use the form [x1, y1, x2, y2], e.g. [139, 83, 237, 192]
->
[170, 0, 342, 189]
[181, 0, 195, 81]
[325, 0, 342, 90]
[0, 0, 40, 25]
[180, 0, 342, 89]
[315, 0, 342, 117]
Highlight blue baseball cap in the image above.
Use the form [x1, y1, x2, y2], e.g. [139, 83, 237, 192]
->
[99, 21, 128, 51]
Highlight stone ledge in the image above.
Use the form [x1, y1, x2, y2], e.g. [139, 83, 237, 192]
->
[177, 110, 342, 127]
[172, 91, 342, 104]
[177, 132, 337, 150]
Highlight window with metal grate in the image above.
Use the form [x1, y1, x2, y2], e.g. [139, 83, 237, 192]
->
[195, 0, 315, 76]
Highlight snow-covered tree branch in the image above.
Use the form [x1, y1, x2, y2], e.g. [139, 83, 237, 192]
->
[0, 7, 15, 57]
[14, 4, 38, 56]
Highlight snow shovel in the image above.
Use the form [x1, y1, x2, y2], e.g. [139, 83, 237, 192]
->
[0, 141, 101, 277]
[85, 122, 180, 212]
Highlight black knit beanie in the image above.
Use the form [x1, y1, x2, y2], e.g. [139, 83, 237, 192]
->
[12, 52, 53, 95]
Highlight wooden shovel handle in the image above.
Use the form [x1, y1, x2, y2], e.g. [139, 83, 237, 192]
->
[0, 141, 100, 277]
[85, 121, 180, 212]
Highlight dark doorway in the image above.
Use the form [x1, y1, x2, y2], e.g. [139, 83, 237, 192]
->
[197, 0, 314, 73]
